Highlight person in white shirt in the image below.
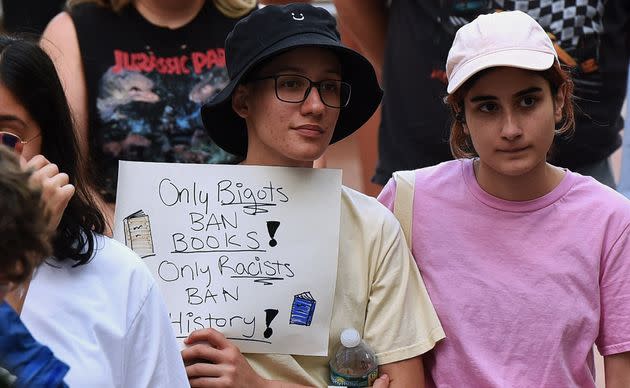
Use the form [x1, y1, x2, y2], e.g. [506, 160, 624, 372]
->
[0, 35, 188, 387]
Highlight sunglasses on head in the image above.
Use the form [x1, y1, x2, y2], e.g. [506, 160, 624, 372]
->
[0, 131, 40, 154]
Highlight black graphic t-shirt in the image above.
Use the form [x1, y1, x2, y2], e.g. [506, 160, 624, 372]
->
[71, 2, 249, 201]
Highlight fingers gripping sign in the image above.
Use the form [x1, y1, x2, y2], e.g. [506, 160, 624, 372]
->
[372, 374, 390, 388]
[23, 154, 75, 232]
[182, 328, 268, 388]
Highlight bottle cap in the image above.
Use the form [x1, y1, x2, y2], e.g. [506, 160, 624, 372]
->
[340, 328, 361, 348]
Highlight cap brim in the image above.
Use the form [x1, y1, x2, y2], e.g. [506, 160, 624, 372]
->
[201, 33, 382, 157]
[447, 49, 556, 94]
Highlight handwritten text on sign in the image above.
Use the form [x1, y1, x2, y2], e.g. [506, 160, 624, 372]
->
[114, 162, 341, 355]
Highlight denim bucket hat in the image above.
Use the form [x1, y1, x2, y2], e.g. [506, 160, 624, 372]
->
[200, 3, 383, 157]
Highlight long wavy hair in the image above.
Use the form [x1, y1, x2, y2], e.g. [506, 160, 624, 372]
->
[445, 62, 575, 159]
[0, 35, 105, 266]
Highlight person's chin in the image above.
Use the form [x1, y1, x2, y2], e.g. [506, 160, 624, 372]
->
[289, 144, 327, 163]
[494, 159, 540, 177]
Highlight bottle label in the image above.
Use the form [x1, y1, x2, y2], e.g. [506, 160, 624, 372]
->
[330, 367, 378, 387]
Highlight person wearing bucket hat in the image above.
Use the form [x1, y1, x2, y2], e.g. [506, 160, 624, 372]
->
[378, 10, 630, 387]
[181, 4, 445, 387]
[200, 2, 383, 159]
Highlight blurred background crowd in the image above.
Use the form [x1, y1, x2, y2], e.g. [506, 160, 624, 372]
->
[0, 0, 627, 200]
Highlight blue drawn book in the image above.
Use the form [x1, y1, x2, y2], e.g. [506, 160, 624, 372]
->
[289, 292, 316, 326]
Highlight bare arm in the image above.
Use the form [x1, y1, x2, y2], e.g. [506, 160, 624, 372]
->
[40, 11, 89, 158]
[41, 14, 116, 233]
[605, 352, 630, 388]
[379, 356, 425, 388]
[333, 0, 388, 78]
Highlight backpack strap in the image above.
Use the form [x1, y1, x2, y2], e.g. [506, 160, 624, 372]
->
[392, 170, 416, 251]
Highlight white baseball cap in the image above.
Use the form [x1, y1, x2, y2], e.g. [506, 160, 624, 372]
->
[446, 10, 558, 94]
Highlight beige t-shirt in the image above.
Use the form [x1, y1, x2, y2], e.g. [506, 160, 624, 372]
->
[246, 186, 444, 387]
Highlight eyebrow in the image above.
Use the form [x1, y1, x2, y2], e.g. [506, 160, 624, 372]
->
[514, 87, 543, 97]
[0, 115, 26, 127]
[469, 87, 544, 103]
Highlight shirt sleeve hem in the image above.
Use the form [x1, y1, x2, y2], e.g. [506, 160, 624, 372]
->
[375, 325, 446, 365]
[598, 340, 630, 356]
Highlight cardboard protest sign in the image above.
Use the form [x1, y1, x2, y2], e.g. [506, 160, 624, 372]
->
[114, 161, 341, 355]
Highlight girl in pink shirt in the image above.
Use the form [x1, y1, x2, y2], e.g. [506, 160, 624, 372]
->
[379, 10, 630, 388]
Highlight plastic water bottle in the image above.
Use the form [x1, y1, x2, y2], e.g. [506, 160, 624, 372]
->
[329, 328, 378, 387]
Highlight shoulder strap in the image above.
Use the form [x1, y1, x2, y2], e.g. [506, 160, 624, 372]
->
[392, 170, 416, 250]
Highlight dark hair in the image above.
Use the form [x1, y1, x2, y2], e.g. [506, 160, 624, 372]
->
[0, 35, 105, 266]
[445, 62, 576, 159]
[0, 145, 51, 283]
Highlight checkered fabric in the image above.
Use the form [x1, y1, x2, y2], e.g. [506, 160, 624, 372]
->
[448, 1, 494, 33]
[494, 0, 604, 52]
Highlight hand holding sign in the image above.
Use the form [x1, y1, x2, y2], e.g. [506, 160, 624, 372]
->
[183, 328, 268, 387]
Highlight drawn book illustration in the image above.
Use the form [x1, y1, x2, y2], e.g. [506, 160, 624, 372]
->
[289, 292, 316, 326]
[123, 210, 155, 258]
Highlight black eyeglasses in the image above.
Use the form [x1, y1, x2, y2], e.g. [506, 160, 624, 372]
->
[250, 74, 351, 108]
[0, 131, 40, 154]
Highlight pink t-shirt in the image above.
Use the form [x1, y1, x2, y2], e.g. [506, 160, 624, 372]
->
[378, 159, 630, 387]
